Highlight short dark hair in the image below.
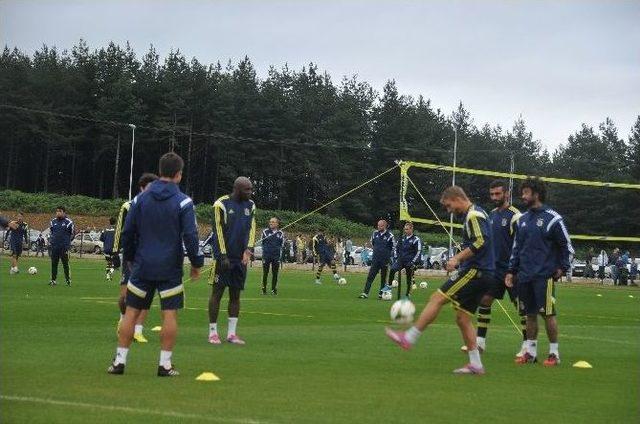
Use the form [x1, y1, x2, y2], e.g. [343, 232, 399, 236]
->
[56, 206, 66, 212]
[109, 217, 117, 225]
[520, 177, 547, 202]
[404, 221, 414, 228]
[138, 172, 159, 188]
[158, 152, 184, 178]
[489, 179, 508, 190]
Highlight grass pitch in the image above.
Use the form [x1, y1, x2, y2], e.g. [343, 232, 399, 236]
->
[1, 256, 639, 423]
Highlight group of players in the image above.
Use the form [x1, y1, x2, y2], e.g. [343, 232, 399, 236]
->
[386, 178, 573, 375]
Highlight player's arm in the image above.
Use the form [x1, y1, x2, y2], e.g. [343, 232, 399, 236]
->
[24, 223, 30, 244]
[113, 203, 127, 252]
[212, 199, 228, 256]
[448, 214, 486, 270]
[179, 197, 204, 272]
[312, 236, 318, 256]
[67, 220, 75, 246]
[549, 217, 574, 278]
[506, 232, 523, 287]
[247, 203, 256, 250]
[121, 200, 139, 263]
[412, 237, 422, 265]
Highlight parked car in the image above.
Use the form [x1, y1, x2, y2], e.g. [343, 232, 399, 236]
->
[427, 247, 449, 270]
[351, 246, 373, 266]
[70, 232, 104, 254]
[572, 260, 587, 277]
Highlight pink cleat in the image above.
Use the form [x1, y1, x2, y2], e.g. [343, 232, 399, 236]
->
[208, 334, 222, 345]
[453, 364, 485, 375]
[226, 335, 246, 345]
[385, 327, 412, 350]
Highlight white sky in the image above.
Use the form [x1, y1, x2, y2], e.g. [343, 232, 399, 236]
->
[2, 0, 639, 150]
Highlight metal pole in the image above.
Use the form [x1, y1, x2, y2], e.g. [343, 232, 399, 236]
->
[448, 127, 458, 257]
[509, 153, 515, 205]
[128, 124, 136, 200]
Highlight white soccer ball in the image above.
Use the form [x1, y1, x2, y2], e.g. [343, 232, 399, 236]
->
[419, 281, 428, 289]
[390, 279, 398, 288]
[337, 277, 347, 286]
[28, 267, 38, 275]
[381, 290, 393, 301]
[390, 299, 416, 324]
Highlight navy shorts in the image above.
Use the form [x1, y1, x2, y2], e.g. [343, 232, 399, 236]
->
[126, 276, 184, 310]
[318, 254, 334, 266]
[211, 260, 247, 290]
[486, 269, 516, 302]
[10, 243, 23, 257]
[263, 257, 280, 267]
[518, 278, 556, 316]
[438, 268, 492, 315]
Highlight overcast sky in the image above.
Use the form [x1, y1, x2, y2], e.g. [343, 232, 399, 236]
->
[2, 0, 639, 150]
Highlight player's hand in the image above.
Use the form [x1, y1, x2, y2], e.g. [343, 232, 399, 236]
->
[219, 254, 231, 271]
[505, 273, 514, 288]
[445, 257, 459, 272]
[8, 220, 18, 230]
[552, 268, 563, 281]
[190, 266, 201, 281]
[242, 249, 251, 266]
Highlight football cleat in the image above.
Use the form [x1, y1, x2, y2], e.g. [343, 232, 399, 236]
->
[460, 345, 484, 353]
[133, 333, 148, 343]
[385, 328, 412, 351]
[66, 279, 71, 287]
[208, 334, 222, 345]
[453, 364, 485, 375]
[314, 279, 322, 285]
[157, 365, 180, 377]
[543, 354, 560, 367]
[227, 335, 246, 345]
[515, 344, 527, 358]
[107, 362, 125, 375]
[515, 352, 537, 364]
[358, 293, 368, 299]
[271, 289, 278, 296]
[261, 287, 267, 295]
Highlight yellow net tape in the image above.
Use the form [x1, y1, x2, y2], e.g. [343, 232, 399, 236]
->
[399, 161, 640, 242]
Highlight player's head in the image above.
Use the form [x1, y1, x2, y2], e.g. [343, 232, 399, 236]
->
[233, 176, 253, 201]
[55, 206, 66, 218]
[403, 221, 414, 235]
[520, 177, 546, 207]
[440, 186, 471, 215]
[16, 212, 24, 222]
[158, 152, 184, 183]
[489, 179, 509, 208]
[377, 219, 388, 231]
[109, 217, 116, 225]
[138, 173, 159, 192]
[269, 217, 280, 229]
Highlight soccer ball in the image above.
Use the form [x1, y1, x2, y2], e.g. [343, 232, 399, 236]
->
[419, 281, 428, 289]
[28, 267, 38, 275]
[390, 279, 398, 288]
[381, 290, 393, 301]
[390, 299, 416, 324]
[337, 277, 347, 286]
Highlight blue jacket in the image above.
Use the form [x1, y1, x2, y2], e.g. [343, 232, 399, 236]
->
[489, 206, 521, 274]
[261, 228, 284, 260]
[49, 216, 74, 251]
[460, 204, 495, 272]
[209, 195, 257, 261]
[100, 227, 116, 255]
[122, 180, 204, 281]
[370, 230, 394, 262]
[508, 205, 574, 282]
[394, 234, 422, 266]
[312, 233, 332, 259]
[6, 221, 29, 247]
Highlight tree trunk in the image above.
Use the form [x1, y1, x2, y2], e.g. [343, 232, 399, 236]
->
[113, 132, 120, 198]
[278, 143, 284, 209]
[5, 139, 13, 188]
[200, 139, 209, 201]
[186, 118, 193, 195]
[43, 139, 50, 192]
[70, 139, 77, 194]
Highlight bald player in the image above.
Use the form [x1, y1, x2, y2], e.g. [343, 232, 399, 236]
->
[359, 219, 395, 299]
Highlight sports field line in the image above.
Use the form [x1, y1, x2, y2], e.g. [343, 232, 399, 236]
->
[0, 394, 267, 424]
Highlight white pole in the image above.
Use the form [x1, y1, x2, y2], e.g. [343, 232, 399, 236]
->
[128, 124, 136, 200]
[448, 127, 458, 256]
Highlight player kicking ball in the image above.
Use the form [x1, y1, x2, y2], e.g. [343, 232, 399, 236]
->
[312, 230, 341, 284]
[386, 186, 494, 375]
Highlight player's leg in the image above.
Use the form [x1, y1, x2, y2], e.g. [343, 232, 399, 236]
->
[61, 251, 71, 285]
[541, 278, 560, 366]
[405, 266, 414, 297]
[208, 277, 225, 344]
[452, 310, 485, 374]
[386, 290, 449, 349]
[133, 308, 149, 343]
[50, 250, 60, 285]
[517, 281, 539, 363]
[315, 262, 324, 284]
[156, 279, 184, 376]
[361, 260, 381, 298]
[10, 251, 18, 271]
[474, 294, 494, 352]
[226, 265, 246, 344]
[261, 259, 270, 294]
[271, 260, 280, 294]
[329, 260, 340, 281]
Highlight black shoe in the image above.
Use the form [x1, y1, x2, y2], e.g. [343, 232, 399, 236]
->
[107, 362, 125, 375]
[49, 280, 57, 286]
[66, 280, 71, 286]
[157, 365, 180, 377]
[271, 289, 278, 296]
[261, 288, 267, 295]
[358, 293, 368, 299]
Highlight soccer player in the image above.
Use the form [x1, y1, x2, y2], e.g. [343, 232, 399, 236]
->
[207, 177, 257, 345]
[35, 233, 46, 257]
[312, 230, 341, 284]
[261, 217, 284, 295]
[100, 217, 119, 281]
[462, 180, 525, 356]
[506, 177, 573, 367]
[359, 219, 395, 299]
[388, 222, 422, 298]
[386, 186, 494, 375]
[113, 173, 158, 342]
[108, 152, 203, 376]
[6, 212, 29, 274]
[49, 207, 74, 286]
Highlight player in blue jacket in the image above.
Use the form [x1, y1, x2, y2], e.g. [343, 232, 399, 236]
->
[359, 219, 395, 299]
[108, 152, 203, 377]
[6, 212, 29, 275]
[507, 177, 573, 367]
[100, 217, 118, 281]
[207, 177, 257, 345]
[388, 222, 422, 298]
[49, 207, 74, 286]
[313, 230, 341, 284]
[261, 217, 284, 295]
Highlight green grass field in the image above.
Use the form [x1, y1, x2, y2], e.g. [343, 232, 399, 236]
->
[1, 256, 639, 423]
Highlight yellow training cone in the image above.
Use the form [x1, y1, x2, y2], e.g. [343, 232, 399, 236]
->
[151, 326, 162, 332]
[572, 361, 593, 369]
[196, 372, 220, 381]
